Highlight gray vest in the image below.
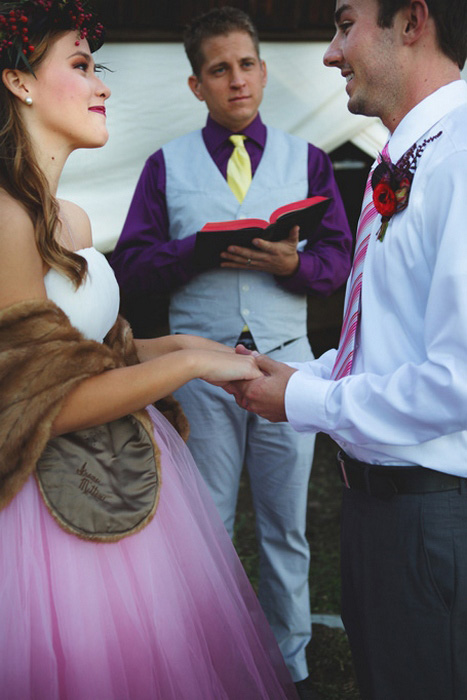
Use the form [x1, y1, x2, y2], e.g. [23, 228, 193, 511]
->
[163, 126, 308, 353]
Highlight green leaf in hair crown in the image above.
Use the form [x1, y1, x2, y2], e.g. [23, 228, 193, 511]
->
[0, 0, 104, 72]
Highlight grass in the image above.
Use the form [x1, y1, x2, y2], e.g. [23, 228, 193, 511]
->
[234, 431, 360, 700]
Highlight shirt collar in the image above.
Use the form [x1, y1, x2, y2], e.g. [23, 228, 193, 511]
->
[387, 80, 467, 162]
[203, 112, 267, 151]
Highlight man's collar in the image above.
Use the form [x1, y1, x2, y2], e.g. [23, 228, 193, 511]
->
[203, 113, 267, 150]
[387, 80, 467, 162]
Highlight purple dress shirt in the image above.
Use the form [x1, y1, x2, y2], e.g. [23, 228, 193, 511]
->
[111, 114, 352, 299]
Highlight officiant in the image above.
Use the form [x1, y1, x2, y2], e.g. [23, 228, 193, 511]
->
[110, 7, 351, 696]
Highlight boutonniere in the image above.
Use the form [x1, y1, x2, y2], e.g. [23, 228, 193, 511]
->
[371, 131, 443, 241]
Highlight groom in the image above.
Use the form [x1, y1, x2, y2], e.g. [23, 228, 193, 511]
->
[229, 1, 467, 699]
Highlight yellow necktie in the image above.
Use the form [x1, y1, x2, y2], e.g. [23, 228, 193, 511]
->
[227, 134, 252, 203]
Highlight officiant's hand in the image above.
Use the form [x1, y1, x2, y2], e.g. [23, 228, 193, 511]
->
[223, 354, 297, 423]
[220, 226, 300, 276]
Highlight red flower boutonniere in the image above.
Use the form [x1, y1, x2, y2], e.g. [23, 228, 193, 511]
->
[371, 131, 442, 242]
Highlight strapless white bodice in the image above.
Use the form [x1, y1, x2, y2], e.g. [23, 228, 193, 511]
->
[44, 247, 120, 342]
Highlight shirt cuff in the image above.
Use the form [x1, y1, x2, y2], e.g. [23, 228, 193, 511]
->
[285, 369, 331, 433]
[178, 234, 198, 277]
[275, 253, 313, 294]
[179, 233, 197, 258]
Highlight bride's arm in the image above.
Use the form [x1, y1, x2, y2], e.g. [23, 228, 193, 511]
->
[53, 348, 261, 435]
[0, 208, 261, 438]
[134, 334, 234, 362]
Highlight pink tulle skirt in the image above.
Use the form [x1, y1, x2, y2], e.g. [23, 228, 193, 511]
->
[0, 406, 297, 699]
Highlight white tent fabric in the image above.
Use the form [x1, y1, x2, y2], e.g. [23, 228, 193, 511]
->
[57, 42, 463, 252]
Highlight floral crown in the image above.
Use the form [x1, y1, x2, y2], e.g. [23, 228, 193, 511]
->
[0, 0, 104, 72]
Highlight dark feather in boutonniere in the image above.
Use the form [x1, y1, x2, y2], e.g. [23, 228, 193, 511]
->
[372, 131, 443, 241]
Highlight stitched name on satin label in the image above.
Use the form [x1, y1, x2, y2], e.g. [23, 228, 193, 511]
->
[76, 463, 108, 502]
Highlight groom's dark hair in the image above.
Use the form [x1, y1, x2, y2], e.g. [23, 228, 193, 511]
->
[376, 0, 466, 69]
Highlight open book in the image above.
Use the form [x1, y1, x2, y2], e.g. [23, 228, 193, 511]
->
[194, 195, 331, 270]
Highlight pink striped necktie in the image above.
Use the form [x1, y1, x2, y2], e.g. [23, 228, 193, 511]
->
[331, 145, 389, 380]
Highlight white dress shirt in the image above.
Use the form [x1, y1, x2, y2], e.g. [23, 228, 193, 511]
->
[285, 80, 467, 474]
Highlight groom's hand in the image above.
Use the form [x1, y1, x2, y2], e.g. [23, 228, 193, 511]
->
[225, 354, 297, 422]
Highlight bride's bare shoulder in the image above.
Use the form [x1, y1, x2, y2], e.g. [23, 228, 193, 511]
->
[58, 199, 92, 249]
[0, 189, 46, 307]
[0, 190, 37, 254]
[0, 189, 34, 229]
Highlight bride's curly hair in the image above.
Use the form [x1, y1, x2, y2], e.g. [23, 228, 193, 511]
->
[0, 1, 105, 287]
[0, 33, 89, 287]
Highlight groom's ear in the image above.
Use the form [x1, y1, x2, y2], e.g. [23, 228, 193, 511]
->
[399, 0, 430, 47]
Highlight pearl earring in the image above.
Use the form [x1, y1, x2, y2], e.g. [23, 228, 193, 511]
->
[25, 96, 33, 106]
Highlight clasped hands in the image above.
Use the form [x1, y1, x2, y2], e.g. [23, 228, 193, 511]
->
[217, 224, 300, 420]
[222, 346, 297, 423]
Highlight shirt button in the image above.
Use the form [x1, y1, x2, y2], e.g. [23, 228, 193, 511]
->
[243, 309, 250, 316]
[242, 285, 250, 292]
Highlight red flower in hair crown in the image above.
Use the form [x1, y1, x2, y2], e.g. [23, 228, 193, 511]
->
[0, 0, 104, 72]
[371, 131, 443, 241]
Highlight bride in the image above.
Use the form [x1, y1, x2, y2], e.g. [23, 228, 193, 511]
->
[0, 2, 297, 698]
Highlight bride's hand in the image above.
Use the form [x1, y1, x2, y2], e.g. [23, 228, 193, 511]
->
[234, 343, 260, 357]
[195, 349, 262, 385]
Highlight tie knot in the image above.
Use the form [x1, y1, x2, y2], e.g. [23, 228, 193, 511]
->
[229, 134, 247, 148]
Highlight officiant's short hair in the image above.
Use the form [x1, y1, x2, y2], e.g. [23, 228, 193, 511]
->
[376, 0, 467, 69]
[183, 6, 260, 78]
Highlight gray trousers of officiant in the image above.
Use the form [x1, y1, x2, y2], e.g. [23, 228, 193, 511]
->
[174, 336, 316, 681]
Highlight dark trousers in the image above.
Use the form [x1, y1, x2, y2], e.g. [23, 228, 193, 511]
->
[340, 484, 467, 700]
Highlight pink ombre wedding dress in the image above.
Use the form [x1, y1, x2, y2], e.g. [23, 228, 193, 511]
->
[0, 248, 297, 700]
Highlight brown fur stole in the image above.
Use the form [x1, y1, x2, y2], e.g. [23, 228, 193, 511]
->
[0, 298, 188, 515]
